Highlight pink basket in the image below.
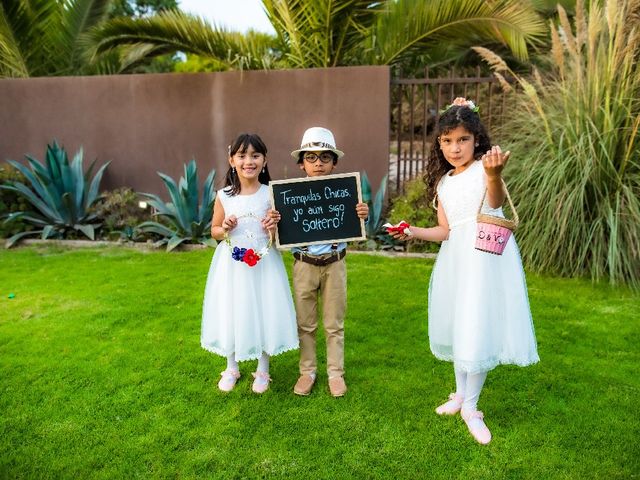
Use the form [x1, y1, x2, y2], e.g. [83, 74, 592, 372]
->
[476, 220, 513, 255]
[474, 180, 519, 256]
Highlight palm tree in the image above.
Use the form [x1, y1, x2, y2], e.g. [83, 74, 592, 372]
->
[85, 0, 546, 71]
[0, 0, 112, 77]
[0, 0, 176, 77]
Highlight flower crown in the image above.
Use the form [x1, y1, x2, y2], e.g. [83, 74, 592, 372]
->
[440, 98, 480, 114]
[224, 213, 272, 267]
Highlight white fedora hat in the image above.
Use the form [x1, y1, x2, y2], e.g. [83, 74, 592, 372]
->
[290, 127, 344, 159]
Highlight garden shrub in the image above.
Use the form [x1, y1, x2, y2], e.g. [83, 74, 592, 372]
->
[387, 177, 439, 253]
[0, 164, 31, 239]
[92, 187, 159, 241]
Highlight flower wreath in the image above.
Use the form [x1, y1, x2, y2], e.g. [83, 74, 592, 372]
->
[224, 213, 272, 267]
[440, 98, 480, 113]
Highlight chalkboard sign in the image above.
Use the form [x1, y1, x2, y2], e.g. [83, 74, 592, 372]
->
[269, 172, 366, 249]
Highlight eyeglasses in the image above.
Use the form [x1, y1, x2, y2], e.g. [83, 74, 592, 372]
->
[303, 152, 334, 164]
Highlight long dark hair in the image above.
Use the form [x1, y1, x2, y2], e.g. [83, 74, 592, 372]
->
[423, 105, 491, 202]
[224, 133, 271, 196]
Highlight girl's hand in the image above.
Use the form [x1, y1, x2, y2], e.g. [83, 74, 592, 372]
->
[222, 215, 238, 234]
[390, 230, 411, 242]
[482, 145, 511, 179]
[356, 202, 369, 219]
[262, 219, 277, 234]
[267, 209, 281, 223]
[262, 209, 280, 234]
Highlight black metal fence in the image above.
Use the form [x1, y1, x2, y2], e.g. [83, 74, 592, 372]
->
[390, 67, 512, 192]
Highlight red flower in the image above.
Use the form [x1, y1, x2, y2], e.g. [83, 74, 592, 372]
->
[386, 221, 410, 233]
[242, 248, 260, 267]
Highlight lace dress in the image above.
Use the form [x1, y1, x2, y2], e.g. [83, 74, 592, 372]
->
[201, 184, 298, 361]
[428, 160, 539, 373]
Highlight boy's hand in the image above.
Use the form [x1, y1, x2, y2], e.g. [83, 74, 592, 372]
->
[482, 145, 510, 179]
[356, 202, 369, 219]
[222, 215, 238, 233]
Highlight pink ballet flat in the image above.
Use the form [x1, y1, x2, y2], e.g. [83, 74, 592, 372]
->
[435, 393, 464, 415]
[461, 409, 492, 445]
[218, 369, 241, 392]
[252, 372, 271, 394]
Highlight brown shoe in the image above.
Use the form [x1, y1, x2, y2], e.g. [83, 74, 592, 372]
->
[293, 374, 315, 396]
[328, 376, 347, 397]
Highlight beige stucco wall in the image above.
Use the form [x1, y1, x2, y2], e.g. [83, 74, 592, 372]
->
[0, 66, 390, 196]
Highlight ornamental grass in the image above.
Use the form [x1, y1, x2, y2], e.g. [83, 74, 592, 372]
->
[475, 0, 640, 288]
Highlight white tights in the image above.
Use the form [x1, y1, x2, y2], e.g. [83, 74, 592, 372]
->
[226, 352, 270, 373]
[454, 367, 488, 412]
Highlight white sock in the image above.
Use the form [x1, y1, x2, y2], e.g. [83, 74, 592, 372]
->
[462, 371, 488, 412]
[454, 368, 467, 398]
[226, 354, 239, 372]
[257, 352, 270, 374]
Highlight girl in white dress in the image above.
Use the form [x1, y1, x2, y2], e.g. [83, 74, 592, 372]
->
[202, 133, 298, 394]
[392, 98, 539, 444]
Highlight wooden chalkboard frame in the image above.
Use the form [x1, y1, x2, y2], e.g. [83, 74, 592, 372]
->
[269, 172, 366, 249]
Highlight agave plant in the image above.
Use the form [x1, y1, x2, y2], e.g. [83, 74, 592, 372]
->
[475, 0, 640, 288]
[138, 159, 216, 251]
[0, 142, 109, 247]
[360, 171, 388, 248]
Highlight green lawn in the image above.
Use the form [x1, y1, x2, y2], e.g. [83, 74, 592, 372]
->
[1, 246, 638, 479]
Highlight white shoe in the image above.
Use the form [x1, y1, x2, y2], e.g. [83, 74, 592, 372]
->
[218, 369, 240, 392]
[435, 393, 464, 415]
[461, 409, 492, 444]
[252, 371, 271, 394]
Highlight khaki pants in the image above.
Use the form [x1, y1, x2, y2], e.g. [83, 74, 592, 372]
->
[293, 258, 347, 377]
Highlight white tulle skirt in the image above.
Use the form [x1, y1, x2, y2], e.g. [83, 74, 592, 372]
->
[428, 220, 539, 374]
[201, 243, 299, 362]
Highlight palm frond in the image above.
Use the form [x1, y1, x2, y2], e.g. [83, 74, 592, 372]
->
[62, 0, 112, 73]
[65, 0, 111, 39]
[368, 0, 546, 65]
[84, 9, 278, 70]
[0, 0, 59, 76]
[0, 0, 115, 77]
[262, 0, 382, 68]
[0, 3, 29, 76]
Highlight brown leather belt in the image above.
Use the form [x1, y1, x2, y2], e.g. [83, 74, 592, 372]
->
[293, 249, 346, 267]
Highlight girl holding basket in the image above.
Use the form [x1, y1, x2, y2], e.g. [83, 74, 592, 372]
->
[391, 98, 539, 444]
